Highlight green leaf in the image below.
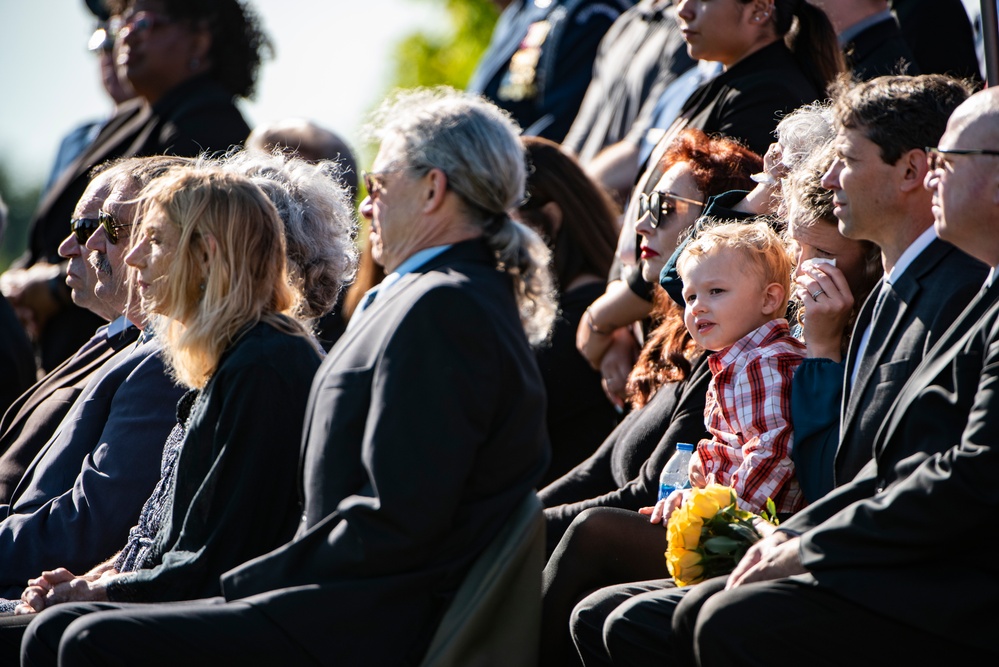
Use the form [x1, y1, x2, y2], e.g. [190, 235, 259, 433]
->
[702, 536, 743, 555]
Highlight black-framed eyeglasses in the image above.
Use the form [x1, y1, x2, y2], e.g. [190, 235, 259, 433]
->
[98, 210, 133, 245]
[926, 146, 999, 172]
[638, 190, 704, 228]
[70, 217, 100, 244]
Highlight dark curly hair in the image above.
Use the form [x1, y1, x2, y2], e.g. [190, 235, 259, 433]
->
[109, 0, 271, 99]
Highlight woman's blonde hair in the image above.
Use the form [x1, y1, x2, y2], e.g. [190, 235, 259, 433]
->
[137, 166, 307, 388]
[677, 219, 792, 314]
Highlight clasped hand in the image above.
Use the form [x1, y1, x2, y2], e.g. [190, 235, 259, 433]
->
[15, 567, 116, 615]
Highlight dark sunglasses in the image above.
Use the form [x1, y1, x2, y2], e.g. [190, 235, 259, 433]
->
[70, 217, 100, 244]
[638, 190, 704, 229]
[926, 146, 999, 172]
[98, 210, 133, 245]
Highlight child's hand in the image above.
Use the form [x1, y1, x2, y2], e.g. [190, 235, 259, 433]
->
[647, 489, 687, 526]
[689, 454, 706, 488]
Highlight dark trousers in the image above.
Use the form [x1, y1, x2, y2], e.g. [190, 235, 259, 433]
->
[540, 507, 669, 667]
[675, 575, 999, 666]
[570, 577, 684, 667]
[21, 598, 319, 667]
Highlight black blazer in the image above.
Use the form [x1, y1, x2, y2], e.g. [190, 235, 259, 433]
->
[674, 40, 823, 157]
[220, 240, 550, 665]
[835, 239, 987, 486]
[791, 280, 999, 654]
[0, 322, 139, 503]
[541, 351, 710, 551]
[107, 322, 321, 603]
[892, 0, 982, 82]
[845, 14, 921, 80]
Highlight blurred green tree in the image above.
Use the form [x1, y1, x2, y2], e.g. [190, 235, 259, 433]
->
[389, 0, 499, 91]
[0, 164, 40, 273]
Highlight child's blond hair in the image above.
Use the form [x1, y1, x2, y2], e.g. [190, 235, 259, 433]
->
[676, 220, 792, 314]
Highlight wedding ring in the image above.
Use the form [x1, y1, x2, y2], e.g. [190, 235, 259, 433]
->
[811, 289, 824, 300]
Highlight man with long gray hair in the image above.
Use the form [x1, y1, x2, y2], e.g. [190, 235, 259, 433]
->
[23, 87, 556, 666]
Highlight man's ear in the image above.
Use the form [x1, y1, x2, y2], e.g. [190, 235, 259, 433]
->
[422, 167, 449, 213]
[899, 147, 930, 193]
[761, 282, 786, 317]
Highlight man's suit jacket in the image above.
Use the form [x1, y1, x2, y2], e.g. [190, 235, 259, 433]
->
[835, 238, 987, 486]
[845, 14, 921, 80]
[467, 0, 631, 141]
[0, 334, 183, 597]
[24, 75, 249, 371]
[892, 0, 982, 82]
[221, 240, 550, 665]
[789, 280, 999, 653]
[0, 322, 140, 503]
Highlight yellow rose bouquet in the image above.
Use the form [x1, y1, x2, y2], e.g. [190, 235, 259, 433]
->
[665, 484, 777, 586]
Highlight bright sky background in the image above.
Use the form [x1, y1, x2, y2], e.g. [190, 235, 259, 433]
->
[0, 0, 450, 190]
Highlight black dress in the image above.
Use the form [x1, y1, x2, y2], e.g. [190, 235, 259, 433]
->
[536, 281, 620, 486]
[540, 352, 711, 552]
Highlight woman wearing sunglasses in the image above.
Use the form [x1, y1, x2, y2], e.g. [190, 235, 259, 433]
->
[579, 128, 762, 405]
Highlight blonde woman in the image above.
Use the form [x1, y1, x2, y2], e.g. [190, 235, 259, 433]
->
[17, 166, 325, 617]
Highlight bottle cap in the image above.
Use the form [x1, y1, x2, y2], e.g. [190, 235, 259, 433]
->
[676, 442, 694, 452]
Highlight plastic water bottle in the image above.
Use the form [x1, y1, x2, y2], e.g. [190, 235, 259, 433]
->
[658, 443, 695, 502]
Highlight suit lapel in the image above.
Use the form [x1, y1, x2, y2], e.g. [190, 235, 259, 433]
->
[841, 240, 950, 437]
[874, 280, 999, 460]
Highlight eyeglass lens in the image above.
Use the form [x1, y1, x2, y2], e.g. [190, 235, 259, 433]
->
[71, 218, 100, 244]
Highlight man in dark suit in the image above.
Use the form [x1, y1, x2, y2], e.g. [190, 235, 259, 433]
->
[674, 83, 999, 667]
[0, 158, 184, 600]
[820, 74, 987, 487]
[0, 165, 139, 502]
[21, 88, 554, 666]
[468, 0, 633, 142]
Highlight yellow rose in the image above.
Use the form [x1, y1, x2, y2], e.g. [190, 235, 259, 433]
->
[667, 548, 705, 586]
[688, 490, 722, 519]
[668, 505, 703, 549]
[703, 484, 737, 509]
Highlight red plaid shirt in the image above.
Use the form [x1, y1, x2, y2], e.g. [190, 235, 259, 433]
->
[693, 319, 806, 514]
